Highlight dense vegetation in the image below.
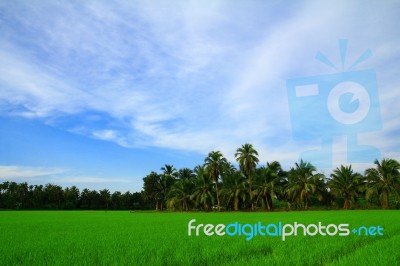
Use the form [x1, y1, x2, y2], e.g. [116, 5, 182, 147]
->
[1, 143, 399, 211]
[142, 144, 400, 211]
[0, 183, 147, 210]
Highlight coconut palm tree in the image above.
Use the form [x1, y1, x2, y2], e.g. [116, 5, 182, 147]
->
[168, 178, 194, 211]
[44, 183, 65, 209]
[178, 168, 196, 180]
[161, 164, 178, 179]
[365, 158, 400, 209]
[190, 165, 215, 211]
[329, 165, 365, 209]
[253, 161, 283, 211]
[64, 186, 80, 209]
[159, 164, 177, 210]
[99, 189, 111, 210]
[235, 143, 259, 210]
[220, 167, 247, 211]
[286, 160, 325, 210]
[204, 151, 228, 211]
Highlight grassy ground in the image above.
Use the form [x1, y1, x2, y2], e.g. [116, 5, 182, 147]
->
[0, 210, 399, 265]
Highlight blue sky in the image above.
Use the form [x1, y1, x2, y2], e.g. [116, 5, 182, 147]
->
[1, 1, 399, 192]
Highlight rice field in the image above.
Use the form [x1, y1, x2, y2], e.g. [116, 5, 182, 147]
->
[0, 210, 399, 265]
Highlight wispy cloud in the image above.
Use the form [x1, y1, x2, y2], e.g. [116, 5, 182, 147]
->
[92, 129, 132, 148]
[0, 165, 64, 179]
[0, 165, 137, 191]
[57, 177, 131, 184]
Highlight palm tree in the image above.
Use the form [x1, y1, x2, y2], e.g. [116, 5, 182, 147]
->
[220, 164, 247, 211]
[190, 166, 215, 211]
[178, 168, 196, 180]
[160, 164, 177, 210]
[286, 160, 325, 210]
[80, 188, 91, 209]
[329, 165, 365, 209]
[111, 191, 122, 209]
[168, 179, 194, 211]
[204, 151, 228, 211]
[161, 164, 178, 179]
[365, 158, 400, 209]
[44, 183, 65, 209]
[253, 161, 283, 211]
[235, 143, 259, 210]
[64, 186, 80, 209]
[88, 190, 101, 209]
[99, 189, 111, 210]
[32, 184, 45, 209]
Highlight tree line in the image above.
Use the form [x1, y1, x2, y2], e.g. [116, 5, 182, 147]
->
[0, 182, 148, 210]
[142, 143, 400, 211]
[1, 143, 399, 211]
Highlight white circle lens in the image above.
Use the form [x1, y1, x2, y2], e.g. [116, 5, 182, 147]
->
[327, 81, 370, 124]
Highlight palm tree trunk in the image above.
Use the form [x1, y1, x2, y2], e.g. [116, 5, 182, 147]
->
[343, 199, 350, 209]
[215, 183, 221, 211]
[266, 198, 271, 211]
[234, 196, 239, 211]
[249, 176, 254, 211]
[226, 196, 232, 211]
[382, 191, 389, 209]
[266, 195, 272, 211]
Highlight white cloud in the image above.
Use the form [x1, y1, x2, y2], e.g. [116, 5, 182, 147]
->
[57, 177, 131, 184]
[91, 129, 133, 148]
[0, 166, 64, 179]
[0, 165, 137, 191]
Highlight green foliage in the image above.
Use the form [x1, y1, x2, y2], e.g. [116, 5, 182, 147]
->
[2, 144, 399, 211]
[285, 160, 326, 210]
[0, 182, 145, 210]
[329, 165, 365, 209]
[190, 166, 215, 211]
[366, 158, 400, 209]
[235, 143, 259, 179]
[204, 151, 228, 211]
[253, 161, 283, 211]
[235, 143, 260, 210]
[221, 169, 247, 211]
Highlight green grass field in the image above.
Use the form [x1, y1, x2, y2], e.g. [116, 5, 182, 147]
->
[0, 210, 399, 265]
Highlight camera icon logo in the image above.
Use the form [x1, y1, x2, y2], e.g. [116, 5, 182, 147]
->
[287, 40, 381, 167]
